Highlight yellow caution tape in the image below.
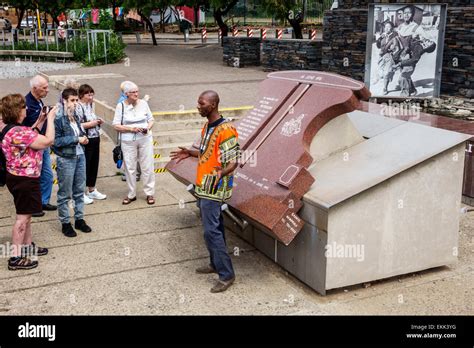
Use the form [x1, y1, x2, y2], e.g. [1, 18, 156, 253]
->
[152, 106, 253, 116]
[154, 168, 168, 173]
[154, 154, 161, 159]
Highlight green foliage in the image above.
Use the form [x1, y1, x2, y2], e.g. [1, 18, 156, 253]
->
[0, 31, 126, 66]
[88, 9, 115, 30]
[262, 0, 301, 21]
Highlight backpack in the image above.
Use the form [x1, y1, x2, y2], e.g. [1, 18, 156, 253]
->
[0, 124, 17, 186]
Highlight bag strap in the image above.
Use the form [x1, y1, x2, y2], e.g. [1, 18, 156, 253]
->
[79, 103, 90, 137]
[116, 102, 124, 145]
[0, 124, 18, 141]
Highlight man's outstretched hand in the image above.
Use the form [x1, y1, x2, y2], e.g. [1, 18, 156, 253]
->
[170, 146, 191, 163]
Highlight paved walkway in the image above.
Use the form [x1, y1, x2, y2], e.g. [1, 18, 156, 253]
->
[0, 45, 472, 314]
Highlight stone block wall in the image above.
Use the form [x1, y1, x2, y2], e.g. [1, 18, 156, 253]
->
[222, 37, 261, 68]
[261, 39, 323, 71]
[321, 0, 474, 98]
[337, 0, 473, 8]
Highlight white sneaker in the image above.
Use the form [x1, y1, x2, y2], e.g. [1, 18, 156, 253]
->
[84, 194, 94, 205]
[87, 189, 107, 200]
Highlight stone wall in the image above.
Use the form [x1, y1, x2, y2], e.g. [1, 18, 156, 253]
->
[222, 37, 261, 68]
[337, 0, 473, 8]
[321, 0, 474, 98]
[261, 39, 323, 71]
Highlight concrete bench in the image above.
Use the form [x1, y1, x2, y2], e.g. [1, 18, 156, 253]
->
[0, 50, 74, 62]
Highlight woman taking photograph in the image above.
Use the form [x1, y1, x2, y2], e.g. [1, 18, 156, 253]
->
[113, 81, 155, 205]
[53, 88, 92, 238]
[0, 94, 56, 270]
[77, 84, 106, 204]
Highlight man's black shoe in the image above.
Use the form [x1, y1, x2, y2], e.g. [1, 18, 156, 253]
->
[75, 219, 92, 233]
[42, 204, 57, 211]
[32, 211, 45, 217]
[62, 223, 77, 237]
[22, 242, 48, 257]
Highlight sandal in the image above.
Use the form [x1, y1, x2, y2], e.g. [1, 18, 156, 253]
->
[122, 197, 136, 205]
[146, 196, 155, 205]
[8, 257, 38, 271]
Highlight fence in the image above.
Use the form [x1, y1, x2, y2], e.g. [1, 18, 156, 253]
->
[203, 0, 334, 26]
[0, 28, 114, 64]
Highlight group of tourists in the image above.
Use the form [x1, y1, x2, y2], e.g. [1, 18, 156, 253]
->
[1, 76, 239, 292]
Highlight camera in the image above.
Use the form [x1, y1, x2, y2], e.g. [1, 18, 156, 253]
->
[42, 105, 52, 114]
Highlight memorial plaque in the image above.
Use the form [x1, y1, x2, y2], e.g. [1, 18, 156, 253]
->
[167, 71, 370, 245]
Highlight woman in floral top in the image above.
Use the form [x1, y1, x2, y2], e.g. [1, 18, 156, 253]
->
[0, 94, 56, 271]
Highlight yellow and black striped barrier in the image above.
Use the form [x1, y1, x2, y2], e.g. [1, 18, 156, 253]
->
[53, 179, 58, 185]
[153, 140, 158, 146]
[154, 154, 161, 159]
[51, 163, 57, 170]
[154, 168, 167, 174]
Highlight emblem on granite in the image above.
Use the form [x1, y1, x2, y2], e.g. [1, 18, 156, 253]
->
[281, 114, 305, 137]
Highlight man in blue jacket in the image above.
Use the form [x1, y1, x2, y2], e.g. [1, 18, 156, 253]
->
[23, 75, 56, 217]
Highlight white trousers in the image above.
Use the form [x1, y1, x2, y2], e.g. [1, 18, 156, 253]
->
[121, 136, 155, 198]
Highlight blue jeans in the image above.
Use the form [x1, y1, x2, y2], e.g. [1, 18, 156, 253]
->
[40, 148, 54, 205]
[56, 154, 86, 224]
[199, 198, 235, 281]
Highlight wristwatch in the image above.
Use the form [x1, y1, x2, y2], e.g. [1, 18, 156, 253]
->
[33, 126, 41, 133]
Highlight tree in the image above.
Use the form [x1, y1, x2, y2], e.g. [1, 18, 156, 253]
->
[263, 0, 304, 39]
[180, 0, 238, 37]
[7, 0, 30, 29]
[211, 0, 238, 37]
[37, 0, 76, 27]
[122, 0, 170, 45]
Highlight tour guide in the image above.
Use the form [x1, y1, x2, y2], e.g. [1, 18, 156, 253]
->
[171, 90, 240, 293]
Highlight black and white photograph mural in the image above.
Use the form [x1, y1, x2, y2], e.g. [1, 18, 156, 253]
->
[365, 4, 447, 98]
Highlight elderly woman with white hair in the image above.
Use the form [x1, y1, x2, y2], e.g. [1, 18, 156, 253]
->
[113, 81, 155, 205]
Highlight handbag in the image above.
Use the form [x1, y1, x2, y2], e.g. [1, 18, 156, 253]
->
[113, 103, 124, 167]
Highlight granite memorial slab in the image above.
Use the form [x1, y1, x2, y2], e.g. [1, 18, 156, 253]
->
[167, 71, 370, 245]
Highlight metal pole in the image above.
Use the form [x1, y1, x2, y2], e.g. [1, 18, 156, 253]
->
[12, 29, 14, 50]
[87, 31, 91, 63]
[2, 30, 4, 48]
[35, 30, 38, 50]
[103, 32, 107, 65]
[65, 29, 68, 52]
[46, 30, 49, 51]
[55, 29, 58, 50]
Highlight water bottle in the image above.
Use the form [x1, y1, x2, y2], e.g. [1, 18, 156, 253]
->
[116, 159, 123, 169]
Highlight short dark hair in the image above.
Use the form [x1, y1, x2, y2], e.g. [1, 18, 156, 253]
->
[0, 94, 26, 124]
[78, 84, 94, 99]
[62, 87, 78, 101]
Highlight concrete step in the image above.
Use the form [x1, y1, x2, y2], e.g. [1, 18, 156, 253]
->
[153, 108, 248, 122]
[154, 156, 171, 169]
[153, 118, 206, 132]
[153, 129, 201, 145]
[155, 141, 194, 158]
